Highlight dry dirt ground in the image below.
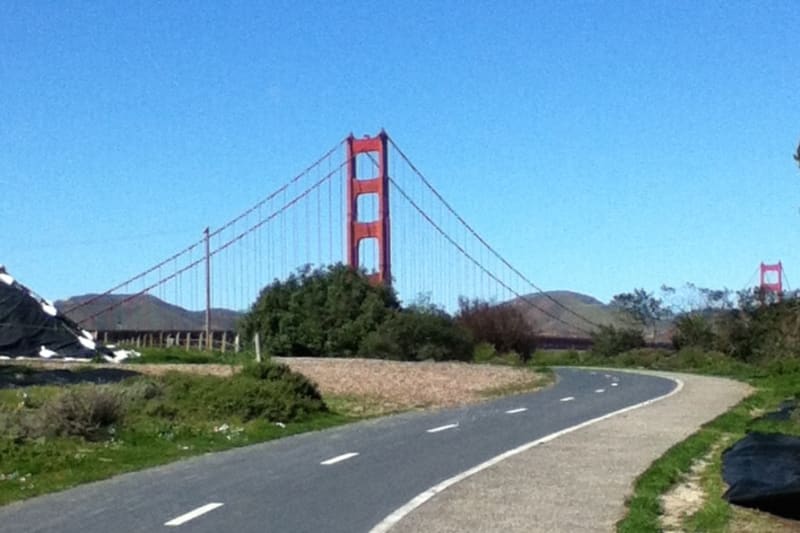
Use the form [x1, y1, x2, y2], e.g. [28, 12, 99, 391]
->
[659, 443, 723, 532]
[2, 357, 550, 415]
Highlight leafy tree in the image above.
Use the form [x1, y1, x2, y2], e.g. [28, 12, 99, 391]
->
[455, 298, 537, 362]
[239, 264, 473, 361]
[611, 289, 669, 341]
[665, 283, 733, 351]
[698, 287, 733, 310]
[238, 264, 399, 357]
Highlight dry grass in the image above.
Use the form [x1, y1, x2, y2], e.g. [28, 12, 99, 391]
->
[660, 444, 720, 532]
[12, 358, 552, 417]
[729, 507, 800, 533]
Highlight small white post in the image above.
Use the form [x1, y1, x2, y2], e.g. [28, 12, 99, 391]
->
[254, 332, 261, 363]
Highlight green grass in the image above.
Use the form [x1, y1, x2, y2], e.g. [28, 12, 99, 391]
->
[530, 347, 759, 379]
[0, 410, 349, 505]
[619, 429, 721, 532]
[0, 362, 352, 506]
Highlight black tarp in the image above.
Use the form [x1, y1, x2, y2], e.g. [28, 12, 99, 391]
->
[722, 432, 800, 519]
[0, 266, 106, 359]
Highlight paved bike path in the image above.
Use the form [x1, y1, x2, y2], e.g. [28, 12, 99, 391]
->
[388, 370, 750, 533]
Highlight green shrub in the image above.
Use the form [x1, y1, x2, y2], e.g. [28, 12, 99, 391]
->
[672, 314, 715, 350]
[155, 364, 326, 423]
[590, 325, 645, 358]
[359, 304, 474, 362]
[240, 361, 324, 404]
[614, 348, 667, 368]
[456, 298, 537, 362]
[531, 349, 586, 366]
[706, 299, 800, 362]
[473, 342, 499, 363]
[207, 378, 324, 421]
[472, 342, 524, 365]
[43, 387, 124, 441]
[240, 361, 294, 381]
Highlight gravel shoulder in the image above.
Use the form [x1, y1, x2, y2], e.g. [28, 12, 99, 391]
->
[389, 370, 752, 533]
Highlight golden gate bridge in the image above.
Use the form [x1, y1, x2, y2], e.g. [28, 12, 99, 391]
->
[60, 131, 617, 348]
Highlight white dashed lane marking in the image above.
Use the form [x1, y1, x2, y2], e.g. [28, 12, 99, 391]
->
[595, 388, 605, 393]
[560, 396, 575, 402]
[505, 408, 527, 414]
[426, 423, 459, 434]
[165, 503, 224, 527]
[611, 382, 619, 387]
[320, 452, 359, 465]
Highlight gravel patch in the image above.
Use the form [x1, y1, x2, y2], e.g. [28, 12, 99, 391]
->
[3, 358, 548, 412]
[274, 357, 547, 410]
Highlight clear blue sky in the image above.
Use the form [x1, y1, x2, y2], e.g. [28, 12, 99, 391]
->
[2, 1, 799, 306]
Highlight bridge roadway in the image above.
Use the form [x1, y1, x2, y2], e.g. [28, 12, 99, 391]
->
[0, 368, 677, 533]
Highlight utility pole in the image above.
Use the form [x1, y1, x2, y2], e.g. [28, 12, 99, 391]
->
[204, 227, 211, 351]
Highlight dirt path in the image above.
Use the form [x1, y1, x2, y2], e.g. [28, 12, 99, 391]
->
[389, 370, 751, 533]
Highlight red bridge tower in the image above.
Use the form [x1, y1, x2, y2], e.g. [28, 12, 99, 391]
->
[346, 131, 391, 285]
[760, 261, 783, 297]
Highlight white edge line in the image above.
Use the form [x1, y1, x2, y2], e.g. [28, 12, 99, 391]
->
[369, 376, 685, 533]
[559, 396, 575, 402]
[320, 452, 359, 465]
[165, 502, 224, 526]
[505, 408, 527, 414]
[427, 423, 459, 433]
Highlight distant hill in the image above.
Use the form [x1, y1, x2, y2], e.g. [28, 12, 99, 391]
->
[508, 290, 672, 341]
[58, 289, 673, 342]
[507, 290, 629, 337]
[57, 294, 243, 331]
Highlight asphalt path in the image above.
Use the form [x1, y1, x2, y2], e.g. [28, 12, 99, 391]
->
[0, 368, 677, 533]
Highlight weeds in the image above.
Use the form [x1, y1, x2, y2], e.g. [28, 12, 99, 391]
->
[43, 387, 124, 441]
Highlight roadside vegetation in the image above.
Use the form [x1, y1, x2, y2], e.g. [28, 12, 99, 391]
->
[532, 286, 800, 532]
[237, 263, 537, 365]
[0, 361, 345, 505]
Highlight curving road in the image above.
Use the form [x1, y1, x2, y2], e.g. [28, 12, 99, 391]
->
[0, 368, 677, 533]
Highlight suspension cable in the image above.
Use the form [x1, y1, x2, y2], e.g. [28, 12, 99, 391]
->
[389, 177, 593, 336]
[388, 136, 601, 331]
